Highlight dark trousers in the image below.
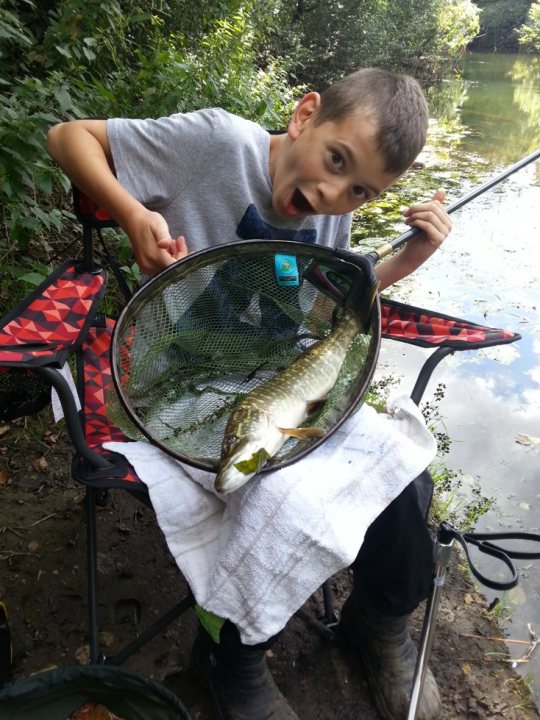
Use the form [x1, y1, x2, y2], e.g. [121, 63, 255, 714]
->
[352, 472, 435, 617]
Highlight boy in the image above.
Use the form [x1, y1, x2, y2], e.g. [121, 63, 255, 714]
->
[47, 68, 451, 720]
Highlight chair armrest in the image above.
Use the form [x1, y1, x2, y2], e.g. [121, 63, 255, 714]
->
[72, 185, 118, 230]
[0, 261, 107, 369]
[381, 297, 520, 350]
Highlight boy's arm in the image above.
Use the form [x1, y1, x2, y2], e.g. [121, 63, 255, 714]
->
[47, 120, 187, 276]
[375, 190, 451, 292]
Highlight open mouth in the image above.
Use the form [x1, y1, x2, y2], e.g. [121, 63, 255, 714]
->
[291, 188, 315, 213]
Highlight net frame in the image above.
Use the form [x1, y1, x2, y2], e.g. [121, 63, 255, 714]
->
[110, 239, 381, 474]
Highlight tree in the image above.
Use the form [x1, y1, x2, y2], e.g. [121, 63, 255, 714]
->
[518, 1, 540, 51]
[469, 0, 533, 52]
[264, 0, 480, 89]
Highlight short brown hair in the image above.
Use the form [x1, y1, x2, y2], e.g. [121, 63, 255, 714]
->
[314, 68, 428, 175]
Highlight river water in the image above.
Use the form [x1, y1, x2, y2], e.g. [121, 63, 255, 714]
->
[357, 52, 540, 705]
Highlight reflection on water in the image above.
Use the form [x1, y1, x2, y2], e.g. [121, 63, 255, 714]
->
[459, 53, 540, 162]
[356, 51, 540, 706]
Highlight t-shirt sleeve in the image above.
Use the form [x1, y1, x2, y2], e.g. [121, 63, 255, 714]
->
[107, 109, 216, 209]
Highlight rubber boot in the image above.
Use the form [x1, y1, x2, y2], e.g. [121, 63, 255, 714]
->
[191, 621, 299, 720]
[340, 587, 442, 720]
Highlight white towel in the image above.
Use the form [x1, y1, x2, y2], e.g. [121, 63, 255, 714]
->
[104, 395, 436, 645]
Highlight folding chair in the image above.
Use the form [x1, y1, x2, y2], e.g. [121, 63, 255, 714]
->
[0, 187, 522, 678]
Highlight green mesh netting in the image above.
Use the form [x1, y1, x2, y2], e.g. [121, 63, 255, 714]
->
[0, 369, 51, 422]
[109, 241, 380, 472]
[0, 665, 191, 720]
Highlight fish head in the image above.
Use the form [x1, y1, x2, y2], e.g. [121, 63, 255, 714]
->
[215, 438, 271, 494]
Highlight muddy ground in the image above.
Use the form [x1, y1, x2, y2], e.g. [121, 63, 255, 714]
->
[1, 410, 539, 719]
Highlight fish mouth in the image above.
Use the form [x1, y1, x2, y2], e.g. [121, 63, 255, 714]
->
[215, 461, 254, 494]
[215, 447, 271, 494]
[291, 188, 315, 214]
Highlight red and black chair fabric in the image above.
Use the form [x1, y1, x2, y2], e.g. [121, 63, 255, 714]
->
[0, 189, 521, 664]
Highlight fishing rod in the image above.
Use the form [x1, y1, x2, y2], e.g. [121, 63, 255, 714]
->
[370, 147, 540, 262]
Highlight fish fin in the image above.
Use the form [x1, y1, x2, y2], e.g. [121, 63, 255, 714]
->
[278, 426, 326, 439]
[233, 448, 270, 475]
[306, 398, 326, 414]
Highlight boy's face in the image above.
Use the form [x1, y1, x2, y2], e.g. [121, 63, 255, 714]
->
[270, 93, 401, 218]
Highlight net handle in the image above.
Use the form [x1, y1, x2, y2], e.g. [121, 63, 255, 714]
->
[368, 148, 540, 263]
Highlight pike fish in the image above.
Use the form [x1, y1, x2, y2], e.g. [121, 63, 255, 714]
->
[215, 274, 378, 494]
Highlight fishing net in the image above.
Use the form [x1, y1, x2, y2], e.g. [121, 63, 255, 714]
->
[0, 369, 51, 422]
[109, 240, 381, 473]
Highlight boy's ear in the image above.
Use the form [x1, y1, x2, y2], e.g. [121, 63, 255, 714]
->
[288, 92, 321, 140]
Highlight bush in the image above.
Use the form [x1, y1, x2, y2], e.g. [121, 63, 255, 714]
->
[470, 0, 532, 52]
[0, 1, 297, 309]
[518, 1, 540, 51]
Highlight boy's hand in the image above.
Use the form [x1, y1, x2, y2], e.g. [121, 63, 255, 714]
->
[127, 209, 188, 276]
[375, 190, 452, 291]
[401, 189, 452, 264]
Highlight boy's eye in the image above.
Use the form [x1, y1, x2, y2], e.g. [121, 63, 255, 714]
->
[352, 185, 367, 199]
[330, 151, 344, 169]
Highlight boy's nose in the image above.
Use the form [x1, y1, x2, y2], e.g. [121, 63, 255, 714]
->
[317, 180, 347, 211]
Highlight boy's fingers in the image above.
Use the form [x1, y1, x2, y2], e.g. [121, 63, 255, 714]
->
[405, 218, 447, 246]
[432, 189, 446, 203]
[403, 189, 447, 216]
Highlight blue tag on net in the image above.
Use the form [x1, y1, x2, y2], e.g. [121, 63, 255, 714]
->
[274, 254, 299, 287]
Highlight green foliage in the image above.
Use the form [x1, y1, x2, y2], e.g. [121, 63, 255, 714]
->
[436, 0, 481, 57]
[471, 0, 533, 52]
[0, 0, 297, 305]
[126, 6, 300, 123]
[0, 62, 90, 311]
[264, 0, 480, 88]
[518, 1, 540, 52]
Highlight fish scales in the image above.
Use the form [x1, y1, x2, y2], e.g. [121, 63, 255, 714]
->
[215, 309, 361, 494]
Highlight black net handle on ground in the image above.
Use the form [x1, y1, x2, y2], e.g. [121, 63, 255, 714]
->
[408, 519, 540, 720]
[439, 521, 540, 591]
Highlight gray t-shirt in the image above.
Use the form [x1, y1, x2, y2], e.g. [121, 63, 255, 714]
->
[107, 108, 352, 253]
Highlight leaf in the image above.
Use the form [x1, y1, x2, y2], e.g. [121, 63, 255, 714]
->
[234, 448, 270, 475]
[33, 456, 48, 472]
[19, 271, 48, 286]
[55, 45, 72, 59]
[53, 86, 73, 113]
[515, 433, 540, 446]
[0, 468, 8, 486]
[82, 47, 96, 62]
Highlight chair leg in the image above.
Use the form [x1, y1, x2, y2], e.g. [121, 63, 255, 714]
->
[84, 483, 195, 666]
[322, 579, 338, 626]
[85, 486, 102, 664]
[407, 526, 455, 720]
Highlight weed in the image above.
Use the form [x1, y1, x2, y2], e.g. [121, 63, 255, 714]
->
[422, 383, 496, 531]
